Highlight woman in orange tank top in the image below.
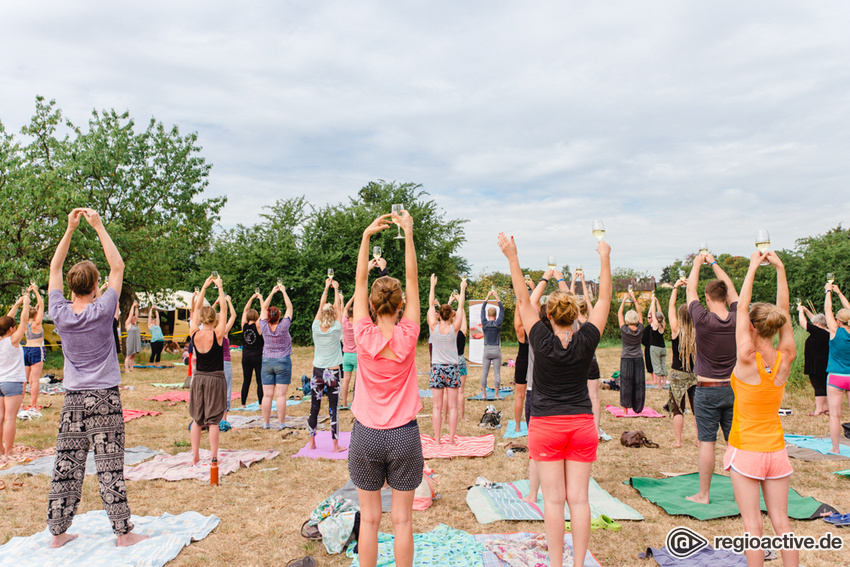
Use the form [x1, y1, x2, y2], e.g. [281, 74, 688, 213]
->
[725, 250, 797, 567]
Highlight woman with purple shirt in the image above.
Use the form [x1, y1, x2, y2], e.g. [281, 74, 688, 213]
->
[46, 208, 148, 549]
[258, 284, 294, 429]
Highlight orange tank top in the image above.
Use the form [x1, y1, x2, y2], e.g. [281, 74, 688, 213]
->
[728, 352, 785, 452]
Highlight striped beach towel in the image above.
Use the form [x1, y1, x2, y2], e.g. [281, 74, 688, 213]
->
[420, 434, 495, 459]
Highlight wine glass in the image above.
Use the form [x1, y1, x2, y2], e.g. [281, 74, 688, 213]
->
[372, 245, 382, 259]
[576, 264, 583, 275]
[194, 286, 200, 293]
[524, 273, 531, 282]
[391, 204, 404, 239]
[452, 288, 459, 299]
[276, 278, 283, 287]
[547, 256, 557, 270]
[211, 270, 219, 279]
[796, 297, 802, 307]
[827, 273, 835, 285]
[327, 268, 334, 279]
[592, 219, 605, 240]
[490, 284, 496, 292]
[678, 269, 686, 285]
[698, 242, 708, 256]
[462, 273, 468, 282]
[755, 229, 770, 266]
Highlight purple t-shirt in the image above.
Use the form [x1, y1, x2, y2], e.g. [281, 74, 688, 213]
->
[259, 317, 292, 358]
[689, 300, 738, 379]
[49, 288, 121, 390]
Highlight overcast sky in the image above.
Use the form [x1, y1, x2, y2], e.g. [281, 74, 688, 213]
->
[3, 2, 849, 280]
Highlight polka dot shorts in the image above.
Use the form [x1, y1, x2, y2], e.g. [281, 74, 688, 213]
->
[348, 419, 424, 491]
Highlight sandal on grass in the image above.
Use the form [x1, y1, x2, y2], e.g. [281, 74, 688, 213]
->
[564, 521, 570, 532]
[642, 438, 660, 449]
[599, 514, 621, 531]
[590, 517, 605, 531]
[286, 556, 317, 567]
[300, 520, 322, 541]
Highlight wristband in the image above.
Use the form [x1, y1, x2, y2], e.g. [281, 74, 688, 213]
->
[710, 261, 717, 267]
[539, 278, 549, 284]
[557, 278, 565, 283]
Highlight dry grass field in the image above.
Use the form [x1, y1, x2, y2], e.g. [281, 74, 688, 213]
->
[2, 345, 849, 566]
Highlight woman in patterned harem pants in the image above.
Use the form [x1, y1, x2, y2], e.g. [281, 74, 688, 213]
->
[45, 208, 147, 548]
[48, 388, 132, 536]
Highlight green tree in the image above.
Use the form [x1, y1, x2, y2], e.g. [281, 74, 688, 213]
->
[782, 226, 850, 312]
[0, 96, 225, 321]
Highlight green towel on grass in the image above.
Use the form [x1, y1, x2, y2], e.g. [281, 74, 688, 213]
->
[629, 473, 836, 520]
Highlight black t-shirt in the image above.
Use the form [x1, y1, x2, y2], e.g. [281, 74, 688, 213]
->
[242, 323, 264, 357]
[804, 321, 830, 377]
[457, 330, 466, 357]
[528, 320, 600, 417]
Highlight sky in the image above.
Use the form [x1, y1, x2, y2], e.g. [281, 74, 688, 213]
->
[3, 2, 850, 281]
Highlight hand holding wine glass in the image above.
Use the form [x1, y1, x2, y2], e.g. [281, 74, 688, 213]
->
[592, 219, 605, 240]
[365, 214, 393, 237]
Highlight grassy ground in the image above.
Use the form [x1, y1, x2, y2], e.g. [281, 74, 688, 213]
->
[2, 345, 849, 566]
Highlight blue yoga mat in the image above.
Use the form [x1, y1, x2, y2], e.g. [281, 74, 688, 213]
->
[784, 434, 850, 458]
[468, 387, 513, 400]
[503, 420, 528, 439]
[232, 400, 302, 411]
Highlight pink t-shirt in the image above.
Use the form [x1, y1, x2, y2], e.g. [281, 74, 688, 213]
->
[342, 315, 356, 354]
[351, 316, 422, 429]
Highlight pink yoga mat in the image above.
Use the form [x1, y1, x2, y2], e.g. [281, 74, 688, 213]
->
[122, 409, 162, 423]
[420, 434, 495, 458]
[292, 430, 351, 460]
[605, 405, 664, 418]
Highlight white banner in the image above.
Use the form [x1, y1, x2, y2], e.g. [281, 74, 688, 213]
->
[467, 300, 503, 365]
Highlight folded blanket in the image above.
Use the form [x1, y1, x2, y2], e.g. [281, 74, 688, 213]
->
[0, 446, 162, 478]
[421, 434, 495, 459]
[124, 449, 279, 482]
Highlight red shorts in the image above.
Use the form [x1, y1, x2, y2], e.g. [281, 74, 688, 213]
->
[723, 445, 793, 480]
[528, 415, 598, 462]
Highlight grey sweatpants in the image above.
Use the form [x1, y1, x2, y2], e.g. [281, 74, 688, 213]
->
[481, 344, 502, 392]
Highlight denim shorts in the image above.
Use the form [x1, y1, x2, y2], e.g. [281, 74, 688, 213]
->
[0, 381, 25, 397]
[262, 356, 292, 386]
[693, 382, 734, 442]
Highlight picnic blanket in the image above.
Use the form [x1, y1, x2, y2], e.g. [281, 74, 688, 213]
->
[39, 383, 66, 395]
[124, 449, 279, 482]
[17, 408, 42, 420]
[605, 404, 664, 418]
[642, 544, 747, 566]
[629, 473, 837, 520]
[0, 510, 219, 567]
[468, 387, 513, 401]
[334, 478, 394, 512]
[421, 434, 495, 459]
[231, 399, 302, 411]
[0, 446, 162, 478]
[467, 477, 643, 524]
[784, 434, 850, 459]
[502, 420, 528, 439]
[0, 446, 56, 469]
[419, 389, 433, 398]
[474, 532, 603, 567]
[346, 524, 485, 567]
[151, 383, 185, 388]
[123, 409, 162, 423]
[292, 431, 351, 460]
[146, 391, 240, 403]
[227, 415, 326, 429]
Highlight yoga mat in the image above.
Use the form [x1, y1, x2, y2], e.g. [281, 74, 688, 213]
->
[151, 383, 184, 388]
[123, 409, 162, 423]
[468, 387, 513, 401]
[629, 473, 837, 520]
[133, 364, 170, 369]
[146, 391, 241, 403]
[124, 449, 279, 482]
[474, 532, 602, 567]
[0, 446, 163, 478]
[605, 404, 664, 418]
[230, 399, 303, 411]
[502, 420, 528, 439]
[0, 510, 219, 567]
[643, 545, 747, 567]
[0, 446, 56, 468]
[292, 431, 351, 460]
[786, 434, 850, 461]
[467, 478, 643, 524]
[346, 524, 485, 567]
[784, 434, 850, 459]
[419, 389, 433, 398]
[227, 415, 325, 429]
[421, 434, 495, 459]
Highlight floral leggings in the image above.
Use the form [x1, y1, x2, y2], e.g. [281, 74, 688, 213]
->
[309, 366, 341, 439]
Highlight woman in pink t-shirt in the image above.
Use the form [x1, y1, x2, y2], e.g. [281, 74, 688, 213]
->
[349, 210, 422, 567]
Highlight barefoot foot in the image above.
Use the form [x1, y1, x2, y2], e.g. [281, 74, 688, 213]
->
[116, 532, 150, 547]
[308, 440, 316, 450]
[671, 442, 682, 448]
[332, 444, 346, 453]
[685, 493, 710, 505]
[50, 533, 78, 548]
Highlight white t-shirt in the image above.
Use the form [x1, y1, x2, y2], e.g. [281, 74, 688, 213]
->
[0, 337, 26, 383]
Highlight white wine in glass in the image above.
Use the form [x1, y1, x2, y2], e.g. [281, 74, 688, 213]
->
[698, 242, 708, 256]
[796, 297, 802, 306]
[211, 270, 219, 279]
[756, 229, 770, 265]
[372, 245, 382, 259]
[547, 256, 557, 270]
[524, 273, 531, 282]
[576, 265, 583, 275]
[194, 286, 200, 293]
[254, 287, 260, 295]
[327, 268, 334, 278]
[453, 288, 459, 297]
[592, 219, 605, 240]
[827, 273, 835, 284]
[462, 273, 468, 282]
[490, 284, 496, 292]
[391, 204, 404, 239]
[627, 284, 634, 292]
[276, 278, 283, 287]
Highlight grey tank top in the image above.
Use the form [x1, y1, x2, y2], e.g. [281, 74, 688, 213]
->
[27, 322, 44, 341]
[430, 325, 458, 365]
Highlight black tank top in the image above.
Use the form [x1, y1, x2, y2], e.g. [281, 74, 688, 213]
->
[457, 330, 467, 357]
[671, 335, 695, 372]
[516, 338, 529, 366]
[193, 331, 224, 372]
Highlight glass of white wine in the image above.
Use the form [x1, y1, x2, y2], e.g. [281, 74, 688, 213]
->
[490, 284, 496, 292]
[827, 273, 835, 285]
[592, 219, 605, 240]
[194, 286, 200, 293]
[462, 273, 468, 282]
[327, 268, 334, 279]
[372, 245, 382, 259]
[755, 229, 770, 266]
[452, 288, 459, 298]
[576, 264, 583, 275]
[524, 273, 531, 282]
[211, 270, 219, 279]
[391, 204, 404, 239]
[678, 269, 686, 284]
[254, 287, 260, 295]
[796, 297, 802, 307]
[698, 242, 708, 256]
[277, 278, 283, 287]
[547, 256, 557, 270]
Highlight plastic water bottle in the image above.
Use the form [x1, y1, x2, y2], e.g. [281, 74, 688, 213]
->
[210, 458, 219, 486]
[506, 449, 515, 458]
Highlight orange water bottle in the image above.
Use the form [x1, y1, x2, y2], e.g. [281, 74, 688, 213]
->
[210, 458, 219, 486]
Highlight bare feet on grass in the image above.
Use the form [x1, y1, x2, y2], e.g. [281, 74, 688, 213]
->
[117, 532, 150, 547]
[671, 441, 682, 448]
[685, 493, 710, 505]
[50, 533, 78, 548]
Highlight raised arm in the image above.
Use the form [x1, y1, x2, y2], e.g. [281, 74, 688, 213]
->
[242, 293, 258, 326]
[82, 209, 124, 298]
[570, 270, 577, 294]
[553, 270, 569, 293]
[825, 284, 838, 334]
[735, 251, 763, 364]
[668, 282, 681, 337]
[530, 271, 550, 308]
[354, 215, 392, 322]
[580, 271, 594, 305]
[260, 287, 277, 321]
[49, 209, 84, 293]
[587, 241, 612, 333]
[282, 286, 293, 321]
[316, 278, 332, 321]
[31, 286, 45, 326]
[767, 252, 796, 373]
[632, 291, 643, 324]
[498, 234, 541, 333]
[398, 209, 420, 323]
[212, 277, 227, 340]
[513, 304, 525, 342]
[225, 295, 237, 334]
[617, 292, 626, 327]
[452, 279, 467, 332]
[834, 286, 850, 310]
[706, 253, 739, 304]
[686, 254, 703, 307]
[332, 282, 343, 322]
[10, 293, 30, 347]
[191, 277, 212, 333]
[7, 296, 23, 319]
[427, 274, 438, 328]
